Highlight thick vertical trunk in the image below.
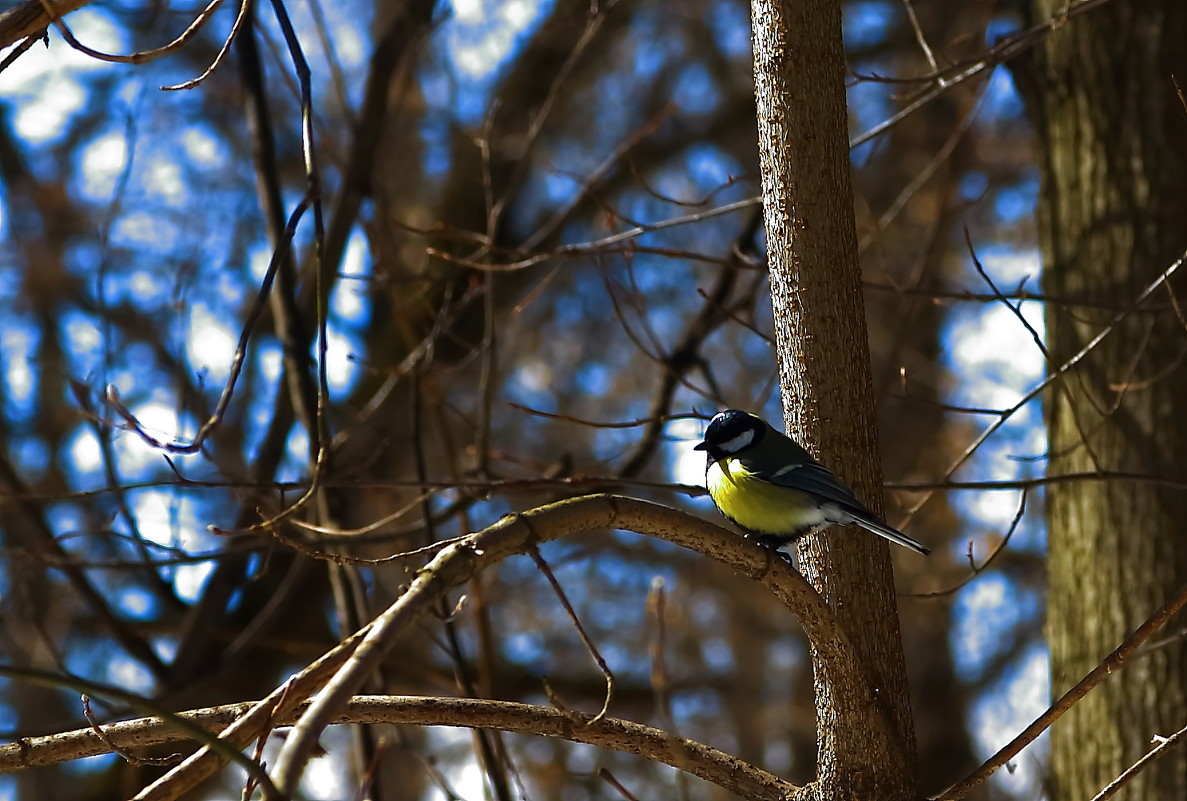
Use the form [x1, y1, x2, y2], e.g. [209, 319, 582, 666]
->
[751, 1, 918, 797]
[1027, 2, 1187, 799]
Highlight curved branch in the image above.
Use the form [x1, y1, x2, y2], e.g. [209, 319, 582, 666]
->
[271, 498, 854, 792]
[0, 0, 88, 50]
[0, 695, 793, 801]
[135, 494, 870, 801]
[39, 0, 226, 66]
[271, 495, 863, 793]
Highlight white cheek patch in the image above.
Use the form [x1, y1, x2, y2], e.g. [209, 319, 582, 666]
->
[718, 429, 755, 453]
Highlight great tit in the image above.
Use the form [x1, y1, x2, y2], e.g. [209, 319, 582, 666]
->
[694, 409, 930, 555]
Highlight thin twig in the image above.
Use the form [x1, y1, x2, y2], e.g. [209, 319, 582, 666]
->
[646, 577, 690, 801]
[908, 489, 1028, 599]
[81, 695, 180, 767]
[966, 230, 1105, 473]
[163, 0, 250, 91]
[0, 665, 279, 799]
[529, 545, 616, 723]
[36, 0, 226, 65]
[266, 495, 863, 797]
[105, 192, 314, 455]
[426, 196, 761, 272]
[940, 582, 1187, 800]
[848, 0, 1119, 148]
[1089, 723, 1187, 801]
[900, 0, 940, 75]
[902, 248, 1187, 523]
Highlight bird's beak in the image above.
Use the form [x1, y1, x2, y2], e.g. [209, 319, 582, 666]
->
[693, 441, 708, 451]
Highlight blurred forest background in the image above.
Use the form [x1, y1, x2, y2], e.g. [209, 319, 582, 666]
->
[0, 0, 1183, 799]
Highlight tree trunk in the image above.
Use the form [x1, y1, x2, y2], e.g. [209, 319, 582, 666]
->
[751, 1, 919, 798]
[1025, 2, 1187, 799]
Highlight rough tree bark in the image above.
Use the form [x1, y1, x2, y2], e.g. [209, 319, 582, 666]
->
[751, 1, 919, 798]
[1023, 1, 1187, 799]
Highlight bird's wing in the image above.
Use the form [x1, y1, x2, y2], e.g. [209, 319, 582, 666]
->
[740, 448, 931, 554]
[745, 456, 867, 512]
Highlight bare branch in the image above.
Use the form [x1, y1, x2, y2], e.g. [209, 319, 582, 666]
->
[121, 494, 858, 800]
[269, 495, 857, 795]
[36, 0, 228, 67]
[0, 0, 88, 50]
[1089, 723, 1187, 801]
[0, 695, 794, 801]
[902, 247, 1187, 524]
[529, 545, 615, 722]
[940, 582, 1187, 800]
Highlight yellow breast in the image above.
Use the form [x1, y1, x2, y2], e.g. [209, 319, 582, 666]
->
[705, 458, 825, 535]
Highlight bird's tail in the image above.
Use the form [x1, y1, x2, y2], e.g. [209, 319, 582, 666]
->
[853, 516, 931, 555]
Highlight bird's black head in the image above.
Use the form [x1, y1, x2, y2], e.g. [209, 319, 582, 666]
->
[694, 409, 766, 461]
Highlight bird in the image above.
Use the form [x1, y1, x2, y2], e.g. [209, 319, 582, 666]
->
[694, 409, 930, 555]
